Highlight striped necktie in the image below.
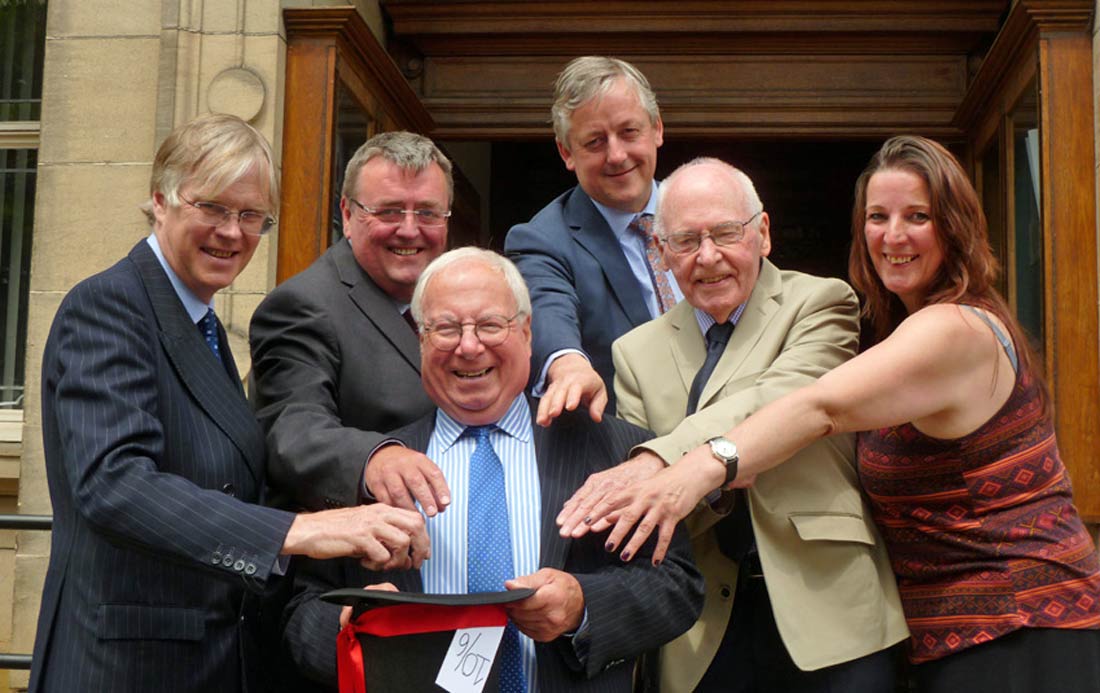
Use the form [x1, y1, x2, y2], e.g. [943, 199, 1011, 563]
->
[629, 213, 677, 314]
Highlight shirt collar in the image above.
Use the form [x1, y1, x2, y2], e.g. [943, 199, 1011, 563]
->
[146, 234, 212, 324]
[433, 394, 533, 451]
[694, 301, 748, 336]
[590, 180, 660, 241]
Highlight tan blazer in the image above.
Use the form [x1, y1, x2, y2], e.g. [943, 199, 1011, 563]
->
[613, 260, 908, 692]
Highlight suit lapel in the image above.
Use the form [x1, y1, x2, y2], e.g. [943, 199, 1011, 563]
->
[129, 241, 266, 482]
[698, 259, 783, 409]
[531, 409, 586, 570]
[566, 189, 653, 327]
[668, 302, 707, 398]
[333, 240, 422, 374]
[404, 413, 436, 455]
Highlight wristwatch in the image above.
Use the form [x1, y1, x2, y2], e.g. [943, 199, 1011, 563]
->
[706, 436, 739, 485]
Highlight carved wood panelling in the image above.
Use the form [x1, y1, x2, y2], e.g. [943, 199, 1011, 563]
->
[382, 0, 1007, 139]
[416, 55, 970, 138]
[382, 1, 1007, 43]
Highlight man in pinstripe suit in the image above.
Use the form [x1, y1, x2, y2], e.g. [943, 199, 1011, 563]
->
[283, 248, 703, 692]
[29, 114, 429, 693]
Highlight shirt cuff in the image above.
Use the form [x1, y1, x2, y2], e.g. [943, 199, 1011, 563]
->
[360, 439, 407, 502]
[270, 553, 291, 576]
[532, 348, 589, 397]
[566, 608, 591, 661]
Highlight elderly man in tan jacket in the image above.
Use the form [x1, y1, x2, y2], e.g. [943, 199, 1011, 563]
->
[559, 157, 907, 693]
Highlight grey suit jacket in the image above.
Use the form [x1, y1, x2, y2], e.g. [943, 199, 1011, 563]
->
[30, 240, 294, 693]
[250, 238, 435, 510]
[613, 260, 908, 690]
[283, 405, 704, 692]
[505, 186, 654, 413]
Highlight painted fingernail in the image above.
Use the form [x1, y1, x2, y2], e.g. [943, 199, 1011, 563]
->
[652, 558, 662, 567]
[583, 516, 593, 525]
[605, 541, 616, 552]
[620, 551, 632, 562]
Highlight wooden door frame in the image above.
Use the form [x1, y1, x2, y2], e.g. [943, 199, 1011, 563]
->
[955, 0, 1099, 518]
[279, 7, 434, 283]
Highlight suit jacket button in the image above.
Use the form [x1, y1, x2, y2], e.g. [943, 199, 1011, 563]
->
[233, 559, 246, 572]
[212, 552, 222, 564]
[720, 584, 732, 599]
[222, 555, 234, 567]
[221, 483, 236, 497]
[244, 562, 257, 576]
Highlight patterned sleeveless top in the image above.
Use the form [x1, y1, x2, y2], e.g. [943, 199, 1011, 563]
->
[858, 360, 1100, 663]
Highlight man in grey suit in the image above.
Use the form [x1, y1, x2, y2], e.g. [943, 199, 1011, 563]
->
[250, 131, 453, 515]
[283, 248, 703, 692]
[504, 56, 682, 424]
[30, 114, 428, 693]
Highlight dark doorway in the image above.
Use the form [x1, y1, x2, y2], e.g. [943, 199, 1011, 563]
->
[488, 139, 881, 284]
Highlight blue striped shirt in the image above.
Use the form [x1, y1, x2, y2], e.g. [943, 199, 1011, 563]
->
[421, 395, 542, 691]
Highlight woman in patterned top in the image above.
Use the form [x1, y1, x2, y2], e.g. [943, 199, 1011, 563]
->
[570, 135, 1100, 693]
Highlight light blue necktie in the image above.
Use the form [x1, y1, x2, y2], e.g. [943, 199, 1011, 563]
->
[466, 425, 526, 693]
[197, 308, 222, 364]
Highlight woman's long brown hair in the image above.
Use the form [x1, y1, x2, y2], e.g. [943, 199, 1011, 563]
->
[848, 135, 1045, 403]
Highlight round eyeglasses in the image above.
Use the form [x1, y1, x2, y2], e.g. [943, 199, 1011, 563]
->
[661, 210, 763, 254]
[181, 197, 276, 236]
[421, 313, 524, 351]
[348, 198, 452, 228]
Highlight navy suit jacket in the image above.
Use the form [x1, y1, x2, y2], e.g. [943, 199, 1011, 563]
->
[505, 186, 654, 413]
[283, 406, 703, 692]
[30, 241, 294, 693]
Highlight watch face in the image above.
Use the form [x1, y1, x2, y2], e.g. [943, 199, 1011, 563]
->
[710, 438, 737, 459]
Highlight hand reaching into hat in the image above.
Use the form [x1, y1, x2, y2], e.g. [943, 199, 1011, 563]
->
[282, 504, 430, 571]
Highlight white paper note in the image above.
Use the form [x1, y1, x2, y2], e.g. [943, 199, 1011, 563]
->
[435, 625, 506, 693]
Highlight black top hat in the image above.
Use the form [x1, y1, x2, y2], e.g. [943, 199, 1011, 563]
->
[322, 588, 535, 693]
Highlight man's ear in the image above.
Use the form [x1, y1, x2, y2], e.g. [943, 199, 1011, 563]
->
[340, 198, 353, 239]
[757, 212, 772, 257]
[151, 191, 169, 225]
[556, 139, 576, 172]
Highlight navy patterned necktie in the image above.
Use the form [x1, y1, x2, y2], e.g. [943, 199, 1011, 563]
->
[465, 425, 526, 693]
[197, 308, 222, 364]
[685, 322, 757, 561]
[686, 321, 733, 415]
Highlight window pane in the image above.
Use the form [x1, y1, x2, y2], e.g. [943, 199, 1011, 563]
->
[1011, 81, 1042, 355]
[0, 148, 35, 408]
[329, 81, 373, 245]
[0, 0, 48, 121]
[980, 143, 1004, 295]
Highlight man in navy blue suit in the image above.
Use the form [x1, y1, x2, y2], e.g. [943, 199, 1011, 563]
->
[505, 56, 681, 424]
[30, 113, 429, 693]
[283, 248, 702, 692]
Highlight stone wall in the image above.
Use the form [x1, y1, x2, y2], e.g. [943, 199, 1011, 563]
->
[6, 2, 382, 689]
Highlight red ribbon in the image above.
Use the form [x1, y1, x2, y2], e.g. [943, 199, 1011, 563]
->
[337, 603, 509, 693]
